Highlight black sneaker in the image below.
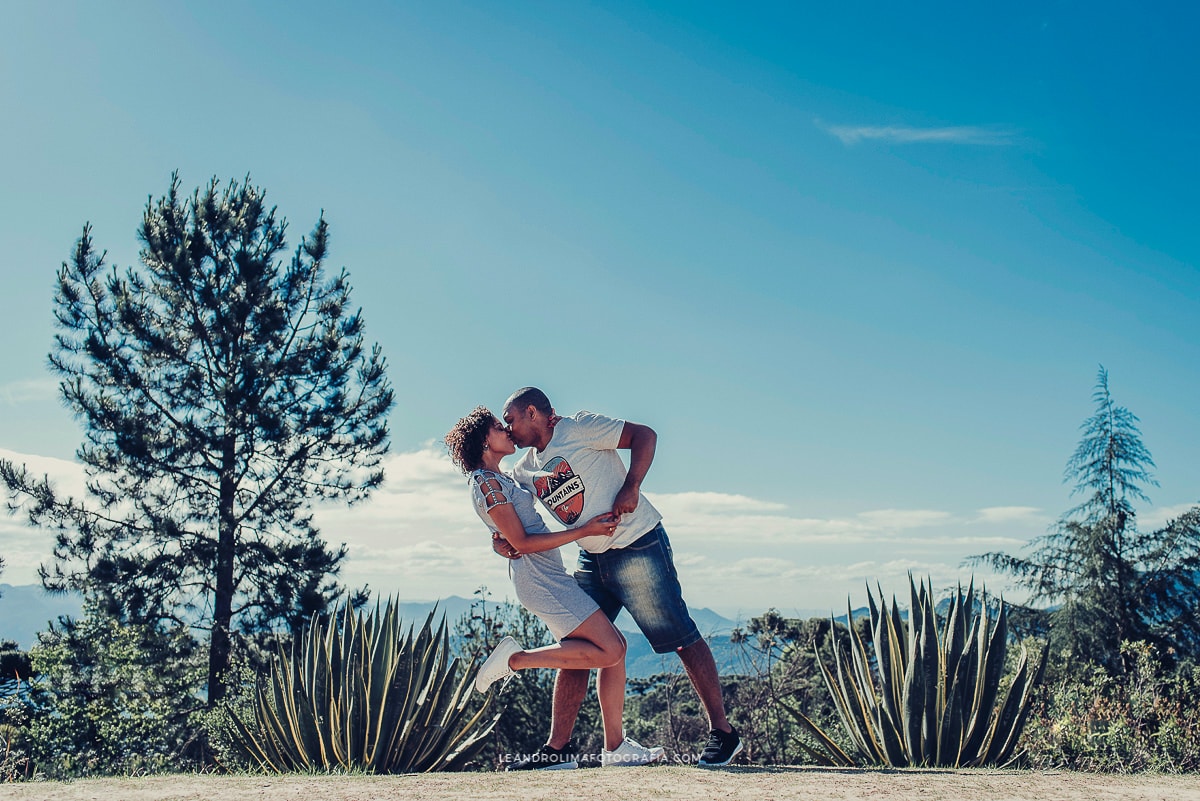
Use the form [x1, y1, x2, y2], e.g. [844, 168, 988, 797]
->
[507, 740, 580, 771]
[697, 726, 743, 767]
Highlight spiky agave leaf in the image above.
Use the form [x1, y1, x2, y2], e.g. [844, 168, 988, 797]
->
[227, 596, 500, 773]
[795, 576, 1047, 769]
[780, 700, 857, 767]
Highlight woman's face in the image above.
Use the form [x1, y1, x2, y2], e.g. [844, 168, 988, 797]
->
[485, 418, 515, 458]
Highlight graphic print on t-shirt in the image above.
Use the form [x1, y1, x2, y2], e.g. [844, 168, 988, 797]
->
[532, 457, 585, 525]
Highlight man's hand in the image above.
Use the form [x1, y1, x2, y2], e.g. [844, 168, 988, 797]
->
[613, 482, 640, 515]
[492, 531, 520, 560]
[614, 422, 655, 515]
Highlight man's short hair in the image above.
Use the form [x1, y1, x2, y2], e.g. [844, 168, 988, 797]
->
[506, 387, 553, 415]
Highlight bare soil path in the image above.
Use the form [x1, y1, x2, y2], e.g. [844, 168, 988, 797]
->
[2, 766, 1199, 801]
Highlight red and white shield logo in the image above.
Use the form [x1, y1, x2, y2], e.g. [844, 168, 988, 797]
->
[533, 457, 585, 525]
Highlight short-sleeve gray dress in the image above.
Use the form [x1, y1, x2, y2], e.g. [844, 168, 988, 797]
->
[469, 469, 599, 640]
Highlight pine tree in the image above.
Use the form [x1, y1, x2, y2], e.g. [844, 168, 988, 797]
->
[973, 367, 1200, 673]
[0, 175, 394, 704]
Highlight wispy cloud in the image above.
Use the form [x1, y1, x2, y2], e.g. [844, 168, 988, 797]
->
[857, 509, 953, 529]
[819, 121, 1016, 146]
[974, 506, 1046, 524]
[0, 378, 58, 406]
[0, 448, 88, 497]
[1140, 503, 1200, 530]
[676, 554, 1016, 618]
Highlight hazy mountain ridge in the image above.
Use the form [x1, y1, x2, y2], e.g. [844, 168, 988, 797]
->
[0, 583, 738, 640]
[0, 585, 833, 678]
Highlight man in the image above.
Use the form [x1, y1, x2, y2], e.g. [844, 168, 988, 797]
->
[497, 386, 742, 768]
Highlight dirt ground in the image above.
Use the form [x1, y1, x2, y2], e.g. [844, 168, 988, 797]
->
[1, 766, 1199, 801]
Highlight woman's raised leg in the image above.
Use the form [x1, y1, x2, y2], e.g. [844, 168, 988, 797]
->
[508, 609, 625, 671]
[502, 612, 626, 748]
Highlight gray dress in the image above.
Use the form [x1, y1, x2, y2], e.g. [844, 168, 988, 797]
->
[469, 469, 599, 640]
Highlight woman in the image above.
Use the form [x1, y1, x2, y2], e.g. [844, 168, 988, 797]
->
[445, 406, 663, 769]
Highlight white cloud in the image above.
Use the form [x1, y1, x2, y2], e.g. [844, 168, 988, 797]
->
[671, 552, 1019, 618]
[1139, 503, 1200, 530]
[0, 448, 89, 498]
[974, 506, 1045, 524]
[856, 509, 954, 529]
[0, 515, 56, 582]
[646, 492, 787, 514]
[820, 122, 1015, 146]
[0, 378, 59, 406]
[0, 444, 1043, 613]
[308, 446, 499, 599]
[650, 502, 985, 545]
[0, 449, 89, 583]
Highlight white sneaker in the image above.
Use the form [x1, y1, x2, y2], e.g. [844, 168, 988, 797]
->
[601, 737, 666, 767]
[475, 635, 522, 693]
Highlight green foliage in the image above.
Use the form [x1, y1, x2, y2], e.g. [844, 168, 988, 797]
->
[190, 650, 263, 771]
[623, 671, 714, 762]
[21, 599, 206, 778]
[791, 576, 1048, 768]
[722, 611, 844, 764]
[0, 726, 33, 782]
[1021, 642, 1200, 772]
[227, 597, 499, 773]
[0, 641, 31, 688]
[0, 173, 393, 705]
[620, 613, 848, 766]
[973, 367, 1200, 673]
[452, 588, 604, 767]
[0, 674, 34, 782]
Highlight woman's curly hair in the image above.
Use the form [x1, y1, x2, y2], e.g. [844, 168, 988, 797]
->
[445, 406, 497, 474]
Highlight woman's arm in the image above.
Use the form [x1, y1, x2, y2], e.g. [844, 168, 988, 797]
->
[486, 502, 615, 554]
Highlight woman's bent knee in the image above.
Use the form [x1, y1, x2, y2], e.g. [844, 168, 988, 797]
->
[601, 637, 626, 667]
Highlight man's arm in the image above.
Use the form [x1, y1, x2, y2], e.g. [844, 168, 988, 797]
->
[612, 421, 656, 515]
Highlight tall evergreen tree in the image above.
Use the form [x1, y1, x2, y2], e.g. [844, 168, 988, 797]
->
[972, 367, 1200, 673]
[0, 175, 394, 703]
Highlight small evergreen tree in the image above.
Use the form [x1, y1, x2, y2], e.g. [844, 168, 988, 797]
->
[0, 175, 393, 705]
[973, 367, 1200, 673]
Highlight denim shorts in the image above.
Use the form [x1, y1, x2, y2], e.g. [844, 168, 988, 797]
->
[574, 523, 701, 654]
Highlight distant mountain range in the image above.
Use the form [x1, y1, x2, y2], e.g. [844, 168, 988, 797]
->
[0, 585, 748, 678]
[1, 583, 918, 679]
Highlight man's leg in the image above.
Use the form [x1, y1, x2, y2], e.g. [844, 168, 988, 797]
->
[677, 638, 732, 733]
[600, 528, 726, 727]
[602, 524, 742, 765]
[547, 667, 590, 749]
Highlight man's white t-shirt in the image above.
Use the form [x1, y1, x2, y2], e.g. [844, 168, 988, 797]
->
[510, 411, 662, 553]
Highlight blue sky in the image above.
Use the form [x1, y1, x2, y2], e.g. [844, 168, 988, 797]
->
[2, 2, 1198, 620]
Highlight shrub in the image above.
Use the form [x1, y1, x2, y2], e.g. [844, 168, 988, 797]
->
[722, 612, 846, 764]
[0, 689, 35, 782]
[23, 600, 205, 778]
[1021, 641, 1200, 772]
[791, 576, 1048, 767]
[227, 597, 499, 773]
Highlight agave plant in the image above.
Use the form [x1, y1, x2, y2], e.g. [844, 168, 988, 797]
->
[227, 597, 500, 773]
[789, 575, 1047, 767]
